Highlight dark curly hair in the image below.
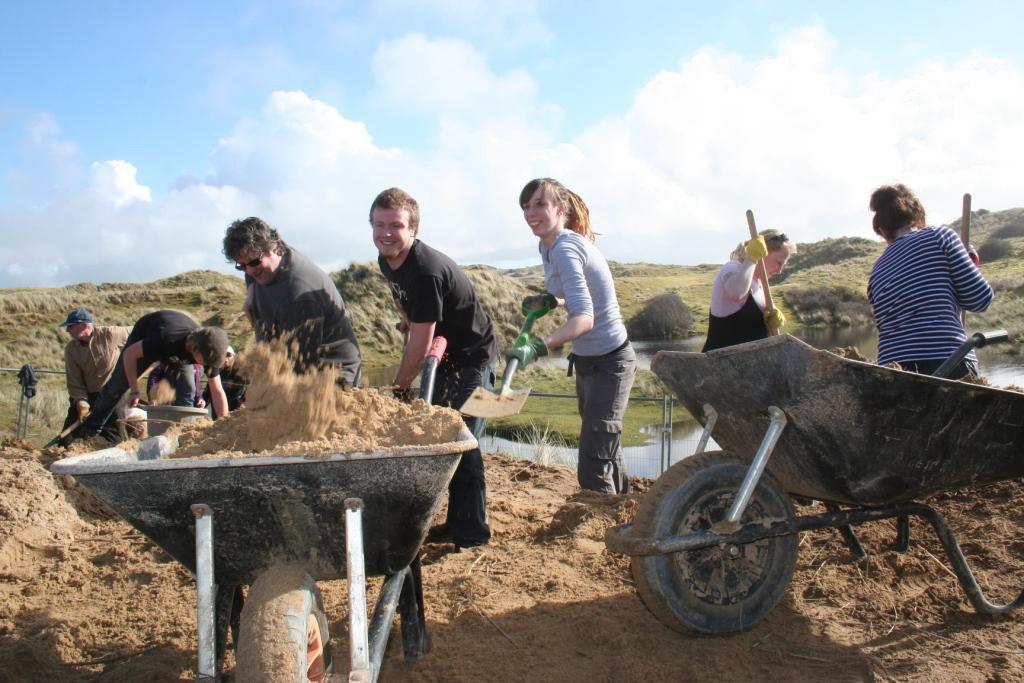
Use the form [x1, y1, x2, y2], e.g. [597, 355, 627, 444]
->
[222, 217, 288, 262]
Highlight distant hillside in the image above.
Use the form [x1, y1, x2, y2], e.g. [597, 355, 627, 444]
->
[2, 205, 1021, 372]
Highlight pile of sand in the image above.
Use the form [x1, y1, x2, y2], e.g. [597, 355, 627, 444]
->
[171, 343, 466, 458]
[0, 448, 84, 581]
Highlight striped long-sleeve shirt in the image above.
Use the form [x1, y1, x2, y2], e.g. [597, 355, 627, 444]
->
[868, 226, 993, 366]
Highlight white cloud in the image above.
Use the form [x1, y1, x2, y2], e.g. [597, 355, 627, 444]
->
[371, 33, 554, 126]
[3, 24, 1024, 289]
[560, 26, 1024, 265]
[88, 161, 152, 208]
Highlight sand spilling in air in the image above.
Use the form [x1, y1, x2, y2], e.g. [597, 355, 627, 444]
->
[172, 342, 466, 458]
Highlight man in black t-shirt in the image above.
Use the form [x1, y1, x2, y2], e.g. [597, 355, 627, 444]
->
[66, 310, 231, 445]
[372, 187, 498, 550]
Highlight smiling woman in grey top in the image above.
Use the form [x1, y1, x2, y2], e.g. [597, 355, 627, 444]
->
[516, 177, 636, 495]
[540, 230, 628, 357]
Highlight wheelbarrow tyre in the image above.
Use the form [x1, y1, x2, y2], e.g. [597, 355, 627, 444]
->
[236, 566, 332, 682]
[631, 451, 797, 635]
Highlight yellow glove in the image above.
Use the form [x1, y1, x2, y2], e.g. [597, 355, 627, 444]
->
[745, 235, 768, 262]
[764, 308, 786, 333]
[75, 399, 90, 420]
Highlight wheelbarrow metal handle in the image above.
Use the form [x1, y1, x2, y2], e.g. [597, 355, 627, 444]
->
[418, 336, 448, 401]
[933, 329, 1009, 379]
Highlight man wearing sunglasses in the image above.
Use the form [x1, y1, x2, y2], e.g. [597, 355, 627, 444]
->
[222, 217, 362, 386]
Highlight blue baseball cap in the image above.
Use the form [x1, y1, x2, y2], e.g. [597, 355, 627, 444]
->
[59, 307, 94, 328]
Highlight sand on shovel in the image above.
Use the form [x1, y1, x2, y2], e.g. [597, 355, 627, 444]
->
[171, 342, 466, 458]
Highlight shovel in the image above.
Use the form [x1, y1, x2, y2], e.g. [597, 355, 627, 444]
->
[746, 209, 779, 336]
[460, 298, 554, 419]
[44, 401, 91, 448]
[44, 418, 84, 449]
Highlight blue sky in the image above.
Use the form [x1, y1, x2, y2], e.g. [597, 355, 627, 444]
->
[2, 1, 1023, 286]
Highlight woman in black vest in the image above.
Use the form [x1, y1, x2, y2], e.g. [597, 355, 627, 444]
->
[703, 230, 796, 352]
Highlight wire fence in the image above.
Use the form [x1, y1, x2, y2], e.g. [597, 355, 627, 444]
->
[480, 391, 711, 479]
[1, 365, 64, 439]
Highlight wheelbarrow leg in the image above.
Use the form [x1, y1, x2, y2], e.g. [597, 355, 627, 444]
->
[895, 513, 911, 553]
[823, 504, 867, 559]
[192, 504, 217, 682]
[399, 554, 429, 662]
[214, 584, 243, 671]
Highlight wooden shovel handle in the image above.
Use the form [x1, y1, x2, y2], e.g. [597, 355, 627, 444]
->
[960, 193, 971, 326]
[960, 193, 971, 247]
[746, 210, 777, 335]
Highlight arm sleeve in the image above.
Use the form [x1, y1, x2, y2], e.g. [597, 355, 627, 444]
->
[64, 345, 87, 401]
[943, 229, 993, 312]
[552, 241, 594, 318]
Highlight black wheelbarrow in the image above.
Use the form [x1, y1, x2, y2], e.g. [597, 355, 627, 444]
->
[52, 337, 467, 682]
[606, 333, 1024, 634]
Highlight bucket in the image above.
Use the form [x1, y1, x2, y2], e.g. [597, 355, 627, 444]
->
[141, 405, 209, 436]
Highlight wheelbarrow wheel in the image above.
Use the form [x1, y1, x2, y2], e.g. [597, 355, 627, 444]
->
[235, 565, 332, 683]
[631, 451, 797, 634]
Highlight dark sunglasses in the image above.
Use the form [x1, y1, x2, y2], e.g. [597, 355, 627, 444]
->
[767, 234, 789, 244]
[234, 254, 263, 271]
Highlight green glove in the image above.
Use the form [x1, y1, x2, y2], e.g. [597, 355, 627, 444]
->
[764, 308, 786, 333]
[506, 337, 549, 368]
[745, 235, 768, 262]
[521, 293, 558, 317]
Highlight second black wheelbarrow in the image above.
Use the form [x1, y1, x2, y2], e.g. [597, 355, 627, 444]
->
[606, 333, 1024, 634]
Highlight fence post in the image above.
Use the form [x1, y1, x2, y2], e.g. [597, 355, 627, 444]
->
[667, 398, 674, 469]
[660, 395, 669, 475]
[16, 364, 39, 438]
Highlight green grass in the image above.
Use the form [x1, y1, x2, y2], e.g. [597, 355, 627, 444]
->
[485, 365, 686, 447]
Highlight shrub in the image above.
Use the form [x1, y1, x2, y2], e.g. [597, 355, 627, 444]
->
[978, 238, 1014, 262]
[627, 291, 694, 340]
[993, 221, 1024, 239]
[783, 286, 873, 326]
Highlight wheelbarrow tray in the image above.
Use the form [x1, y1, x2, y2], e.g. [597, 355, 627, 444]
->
[51, 428, 477, 585]
[653, 335, 1024, 506]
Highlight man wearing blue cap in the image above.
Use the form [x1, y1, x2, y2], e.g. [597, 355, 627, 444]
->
[57, 307, 130, 438]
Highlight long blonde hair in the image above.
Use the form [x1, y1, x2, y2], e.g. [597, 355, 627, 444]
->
[730, 229, 797, 261]
[519, 177, 598, 242]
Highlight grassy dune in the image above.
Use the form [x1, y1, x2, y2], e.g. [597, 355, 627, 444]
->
[3, 207, 1022, 446]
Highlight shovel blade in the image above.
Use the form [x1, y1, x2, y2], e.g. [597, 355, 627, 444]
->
[460, 386, 531, 419]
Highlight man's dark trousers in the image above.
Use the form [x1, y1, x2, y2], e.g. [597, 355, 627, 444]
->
[432, 362, 495, 547]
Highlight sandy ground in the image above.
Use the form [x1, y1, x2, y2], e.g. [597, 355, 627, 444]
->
[1, 442, 1022, 682]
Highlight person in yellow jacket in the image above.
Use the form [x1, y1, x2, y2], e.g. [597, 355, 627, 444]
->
[57, 307, 130, 437]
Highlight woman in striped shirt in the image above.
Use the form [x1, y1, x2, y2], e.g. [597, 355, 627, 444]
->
[867, 184, 993, 377]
